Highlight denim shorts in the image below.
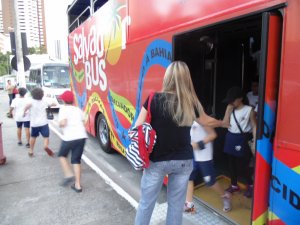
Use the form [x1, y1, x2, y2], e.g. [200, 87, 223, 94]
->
[189, 160, 216, 186]
[57, 138, 86, 164]
[31, 124, 49, 138]
[16, 121, 30, 128]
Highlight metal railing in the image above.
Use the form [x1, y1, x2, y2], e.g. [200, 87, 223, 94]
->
[68, 6, 91, 32]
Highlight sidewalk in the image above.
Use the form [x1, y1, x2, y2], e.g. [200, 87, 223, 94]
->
[0, 90, 135, 225]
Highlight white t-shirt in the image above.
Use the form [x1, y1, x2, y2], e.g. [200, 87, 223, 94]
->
[29, 99, 49, 127]
[247, 91, 259, 108]
[190, 121, 213, 162]
[229, 105, 252, 133]
[11, 97, 30, 122]
[58, 105, 87, 141]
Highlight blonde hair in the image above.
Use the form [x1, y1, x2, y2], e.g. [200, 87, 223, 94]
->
[162, 61, 203, 126]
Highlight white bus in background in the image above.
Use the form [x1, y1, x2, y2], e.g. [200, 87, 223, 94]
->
[27, 62, 70, 108]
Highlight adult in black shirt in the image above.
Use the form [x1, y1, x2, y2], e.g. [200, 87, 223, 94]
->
[134, 61, 225, 225]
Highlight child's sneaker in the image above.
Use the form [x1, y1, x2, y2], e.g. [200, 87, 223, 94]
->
[222, 193, 232, 212]
[225, 185, 240, 193]
[184, 202, 195, 213]
[244, 185, 253, 198]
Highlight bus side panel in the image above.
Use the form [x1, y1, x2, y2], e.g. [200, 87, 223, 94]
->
[128, 0, 284, 42]
[68, 0, 131, 154]
[269, 1, 300, 224]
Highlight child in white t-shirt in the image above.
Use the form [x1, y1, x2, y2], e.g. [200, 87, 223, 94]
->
[9, 87, 30, 148]
[184, 122, 231, 213]
[223, 87, 257, 198]
[24, 88, 55, 157]
[57, 91, 87, 193]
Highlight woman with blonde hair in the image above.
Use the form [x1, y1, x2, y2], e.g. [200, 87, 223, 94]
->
[134, 61, 226, 225]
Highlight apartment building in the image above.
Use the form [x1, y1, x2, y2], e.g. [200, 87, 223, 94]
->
[1, 0, 47, 50]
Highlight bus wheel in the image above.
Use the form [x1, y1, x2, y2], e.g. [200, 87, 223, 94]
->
[97, 114, 113, 153]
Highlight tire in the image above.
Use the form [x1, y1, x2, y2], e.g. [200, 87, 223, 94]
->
[97, 114, 113, 153]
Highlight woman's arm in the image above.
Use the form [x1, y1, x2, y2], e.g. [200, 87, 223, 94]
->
[134, 107, 148, 127]
[196, 108, 228, 128]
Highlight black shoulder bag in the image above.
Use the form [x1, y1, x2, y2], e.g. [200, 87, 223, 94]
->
[46, 106, 54, 120]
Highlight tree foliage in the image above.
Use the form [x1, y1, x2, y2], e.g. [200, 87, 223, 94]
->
[28, 45, 47, 55]
[0, 52, 11, 76]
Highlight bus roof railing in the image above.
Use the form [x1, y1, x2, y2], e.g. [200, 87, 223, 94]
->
[68, 6, 91, 32]
[67, 0, 108, 33]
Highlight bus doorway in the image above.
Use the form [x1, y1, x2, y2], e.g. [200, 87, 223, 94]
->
[174, 11, 282, 225]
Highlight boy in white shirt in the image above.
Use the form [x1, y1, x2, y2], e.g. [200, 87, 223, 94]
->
[24, 88, 54, 157]
[184, 122, 231, 213]
[57, 91, 87, 193]
[9, 88, 30, 148]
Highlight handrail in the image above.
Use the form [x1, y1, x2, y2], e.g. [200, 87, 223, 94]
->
[68, 6, 91, 30]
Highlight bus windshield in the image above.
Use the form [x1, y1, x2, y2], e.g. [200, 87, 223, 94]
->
[43, 66, 70, 88]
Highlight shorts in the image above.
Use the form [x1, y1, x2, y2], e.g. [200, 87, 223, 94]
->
[31, 124, 50, 138]
[57, 138, 86, 164]
[189, 160, 216, 186]
[16, 121, 30, 128]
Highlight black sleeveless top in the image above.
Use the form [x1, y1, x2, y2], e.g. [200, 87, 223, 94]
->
[143, 93, 196, 162]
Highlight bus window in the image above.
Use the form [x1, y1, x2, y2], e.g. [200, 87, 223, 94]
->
[93, 0, 108, 12]
[43, 65, 70, 89]
[36, 69, 42, 85]
[68, 0, 91, 33]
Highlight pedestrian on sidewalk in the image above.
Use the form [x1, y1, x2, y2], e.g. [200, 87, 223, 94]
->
[9, 87, 30, 148]
[57, 90, 87, 193]
[184, 122, 231, 213]
[24, 87, 55, 157]
[6, 80, 15, 106]
[134, 61, 227, 225]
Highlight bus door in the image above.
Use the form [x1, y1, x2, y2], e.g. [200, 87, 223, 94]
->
[252, 12, 282, 225]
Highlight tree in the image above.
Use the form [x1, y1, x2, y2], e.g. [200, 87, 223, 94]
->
[28, 47, 36, 54]
[0, 52, 11, 76]
[28, 46, 47, 55]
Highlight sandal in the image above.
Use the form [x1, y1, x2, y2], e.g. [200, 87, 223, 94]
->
[44, 147, 55, 157]
[71, 184, 82, 193]
[28, 151, 34, 157]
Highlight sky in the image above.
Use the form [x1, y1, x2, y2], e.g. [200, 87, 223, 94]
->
[44, 0, 74, 62]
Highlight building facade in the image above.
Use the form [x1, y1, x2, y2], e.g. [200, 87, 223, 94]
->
[1, 0, 47, 50]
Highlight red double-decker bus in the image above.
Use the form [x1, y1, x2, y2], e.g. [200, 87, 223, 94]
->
[67, 0, 300, 224]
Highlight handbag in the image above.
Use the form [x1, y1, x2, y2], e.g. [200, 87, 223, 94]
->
[232, 110, 254, 154]
[13, 87, 18, 94]
[125, 93, 157, 170]
[46, 106, 54, 120]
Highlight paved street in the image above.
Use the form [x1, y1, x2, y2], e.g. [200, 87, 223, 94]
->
[0, 90, 135, 225]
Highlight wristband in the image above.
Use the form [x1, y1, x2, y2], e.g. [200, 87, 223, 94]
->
[197, 140, 205, 150]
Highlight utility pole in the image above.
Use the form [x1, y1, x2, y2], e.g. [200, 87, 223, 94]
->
[13, 0, 26, 88]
